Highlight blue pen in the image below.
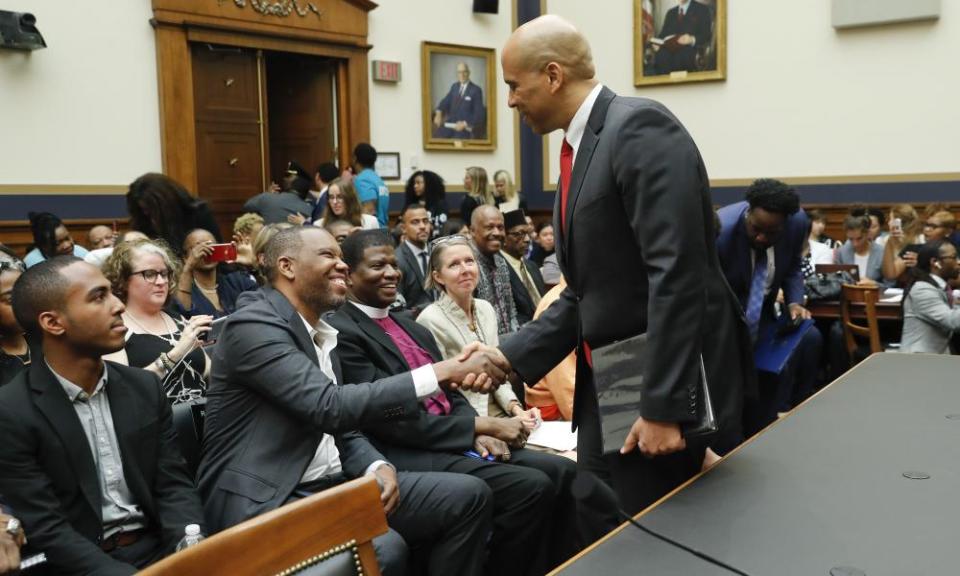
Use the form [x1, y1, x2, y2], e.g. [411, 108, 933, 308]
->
[463, 450, 496, 461]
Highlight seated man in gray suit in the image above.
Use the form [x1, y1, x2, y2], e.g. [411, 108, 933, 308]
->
[836, 214, 885, 285]
[199, 226, 506, 576]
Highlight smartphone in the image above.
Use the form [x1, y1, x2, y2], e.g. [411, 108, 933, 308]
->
[891, 218, 902, 235]
[199, 317, 228, 346]
[204, 243, 237, 263]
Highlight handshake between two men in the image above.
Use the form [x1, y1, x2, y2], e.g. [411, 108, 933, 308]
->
[444, 343, 688, 460]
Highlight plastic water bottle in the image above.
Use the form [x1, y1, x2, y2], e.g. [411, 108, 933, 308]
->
[175, 524, 204, 552]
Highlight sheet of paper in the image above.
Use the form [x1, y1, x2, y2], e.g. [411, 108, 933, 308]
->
[526, 421, 577, 452]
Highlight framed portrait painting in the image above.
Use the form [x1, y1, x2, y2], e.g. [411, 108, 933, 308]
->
[634, 0, 727, 86]
[421, 42, 497, 151]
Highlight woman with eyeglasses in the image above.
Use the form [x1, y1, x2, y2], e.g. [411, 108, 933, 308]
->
[0, 254, 29, 387]
[416, 235, 541, 428]
[103, 239, 213, 404]
[313, 177, 379, 230]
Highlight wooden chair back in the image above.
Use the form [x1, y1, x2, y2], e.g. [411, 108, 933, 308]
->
[139, 477, 387, 576]
[840, 283, 882, 365]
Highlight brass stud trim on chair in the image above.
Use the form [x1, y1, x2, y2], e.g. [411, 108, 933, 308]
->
[273, 539, 362, 576]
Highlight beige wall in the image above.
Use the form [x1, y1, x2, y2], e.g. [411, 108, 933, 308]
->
[367, 0, 517, 191]
[544, 0, 960, 183]
[0, 0, 162, 187]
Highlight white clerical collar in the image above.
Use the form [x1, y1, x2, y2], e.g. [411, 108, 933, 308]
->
[563, 82, 604, 159]
[350, 300, 389, 319]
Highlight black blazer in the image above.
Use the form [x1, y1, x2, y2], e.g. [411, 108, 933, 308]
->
[198, 288, 420, 532]
[500, 87, 752, 435]
[506, 258, 547, 326]
[0, 361, 204, 576]
[395, 241, 434, 311]
[328, 302, 477, 459]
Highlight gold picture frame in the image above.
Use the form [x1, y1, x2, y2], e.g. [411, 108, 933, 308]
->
[634, 0, 727, 86]
[421, 41, 497, 151]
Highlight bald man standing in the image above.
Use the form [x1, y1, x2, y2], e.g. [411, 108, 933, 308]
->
[492, 16, 753, 522]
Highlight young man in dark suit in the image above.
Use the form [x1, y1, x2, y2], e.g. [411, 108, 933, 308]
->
[0, 257, 205, 575]
[489, 16, 752, 517]
[395, 204, 435, 313]
[329, 230, 582, 575]
[199, 226, 503, 576]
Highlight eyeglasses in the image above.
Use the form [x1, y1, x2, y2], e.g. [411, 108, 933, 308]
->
[924, 222, 945, 229]
[506, 229, 531, 239]
[328, 196, 345, 203]
[131, 269, 171, 283]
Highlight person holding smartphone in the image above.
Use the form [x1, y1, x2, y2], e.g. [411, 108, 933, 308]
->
[103, 239, 213, 404]
[175, 229, 258, 318]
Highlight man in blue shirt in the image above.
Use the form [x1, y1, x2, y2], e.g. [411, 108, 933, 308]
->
[352, 143, 389, 228]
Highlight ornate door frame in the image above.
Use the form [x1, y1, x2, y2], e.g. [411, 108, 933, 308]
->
[151, 0, 376, 194]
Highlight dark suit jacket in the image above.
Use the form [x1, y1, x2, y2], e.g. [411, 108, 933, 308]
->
[395, 241, 434, 311]
[716, 201, 809, 316]
[506, 258, 547, 326]
[500, 87, 751, 437]
[328, 302, 478, 462]
[0, 361, 204, 576]
[435, 81, 485, 136]
[198, 288, 420, 532]
[660, 1, 713, 48]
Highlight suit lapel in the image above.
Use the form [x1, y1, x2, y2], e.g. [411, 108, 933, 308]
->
[399, 242, 425, 286]
[266, 287, 320, 365]
[344, 303, 408, 369]
[29, 362, 101, 519]
[564, 86, 615, 253]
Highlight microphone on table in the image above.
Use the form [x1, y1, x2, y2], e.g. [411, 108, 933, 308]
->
[571, 471, 752, 576]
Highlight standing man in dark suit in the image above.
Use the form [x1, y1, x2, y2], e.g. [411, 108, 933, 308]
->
[716, 179, 821, 438]
[500, 209, 546, 316]
[0, 257, 205, 575]
[395, 204, 435, 313]
[433, 62, 486, 139]
[492, 16, 751, 519]
[199, 226, 502, 576]
[654, 0, 714, 74]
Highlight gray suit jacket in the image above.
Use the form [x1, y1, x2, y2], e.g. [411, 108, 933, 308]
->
[901, 277, 960, 354]
[198, 288, 419, 532]
[396, 241, 434, 311]
[835, 241, 885, 283]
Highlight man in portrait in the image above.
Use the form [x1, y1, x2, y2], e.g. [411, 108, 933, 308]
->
[652, 0, 714, 74]
[433, 61, 486, 139]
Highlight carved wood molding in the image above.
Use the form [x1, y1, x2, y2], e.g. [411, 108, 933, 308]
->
[221, 0, 324, 20]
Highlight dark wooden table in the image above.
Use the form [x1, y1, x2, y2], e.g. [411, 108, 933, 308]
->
[554, 354, 960, 575]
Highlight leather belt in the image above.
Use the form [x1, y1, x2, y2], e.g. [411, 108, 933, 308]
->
[100, 529, 145, 552]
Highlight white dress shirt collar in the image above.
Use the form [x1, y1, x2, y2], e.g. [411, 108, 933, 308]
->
[350, 300, 389, 320]
[563, 82, 604, 159]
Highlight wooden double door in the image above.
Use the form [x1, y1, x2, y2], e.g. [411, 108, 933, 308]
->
[192, 45, 338, 237]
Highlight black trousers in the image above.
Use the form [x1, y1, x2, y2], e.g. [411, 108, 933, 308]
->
[292, 470, 492, 576]
[576, 374, 705, 539]
[384, 446, 577, 576]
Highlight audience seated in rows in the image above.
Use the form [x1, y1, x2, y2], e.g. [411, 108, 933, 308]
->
[529, 221, 555, 267]
[469, 206, 529, 333]
[460, 166, 494, 227]
[329, 230, 582, 572]
[85, 230, 150, 268]
[197, 226, 509, 575]
[174, 229, 258, 318]
[900, 239, 960, 354]
[314, 177, 380, 231]
[0, 257, 205, 575]
[492, 170, 525, 213]
[0, 254, 28, 387]
[882, 203, 924, 283]
[405, 170, 449, 239]
[24, 211, 88, 268]
[500, 209, 546, 311]
[395, 204, 436, 314]
[835, 215, 884, 285]
[103, 239, 212, 404]
[87, 224, 117, 250]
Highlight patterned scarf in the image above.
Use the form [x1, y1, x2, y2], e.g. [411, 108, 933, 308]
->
[473, 244, 520, 334]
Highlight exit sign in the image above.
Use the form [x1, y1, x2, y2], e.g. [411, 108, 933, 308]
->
[372, 60, 401, 83]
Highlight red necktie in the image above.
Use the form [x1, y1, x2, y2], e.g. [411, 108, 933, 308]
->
[560, 138, 574, 234]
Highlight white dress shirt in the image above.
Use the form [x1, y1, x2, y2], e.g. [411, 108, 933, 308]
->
[563, 82, 604, 160]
